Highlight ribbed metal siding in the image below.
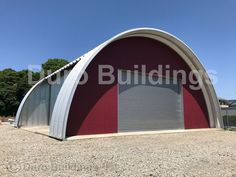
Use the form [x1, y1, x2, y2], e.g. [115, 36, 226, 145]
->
[20, 81, 50, 127]
[49, 72, 70, 120]
[19, 71, 70, 127]
[49, 83, 62, 119]
[118, 70, 184, 132]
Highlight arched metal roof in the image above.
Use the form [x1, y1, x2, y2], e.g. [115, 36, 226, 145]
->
[14, 56, 81, 128]
[15, 28, 222, 140]
[49, 28, 222, 139]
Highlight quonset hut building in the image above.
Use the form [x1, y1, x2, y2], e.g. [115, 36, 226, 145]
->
[15, 28, 222, 140]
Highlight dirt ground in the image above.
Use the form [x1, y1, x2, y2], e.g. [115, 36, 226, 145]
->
[0, 125, 235, 177]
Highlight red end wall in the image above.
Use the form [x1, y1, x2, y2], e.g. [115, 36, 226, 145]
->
[66, 37, 209, 136]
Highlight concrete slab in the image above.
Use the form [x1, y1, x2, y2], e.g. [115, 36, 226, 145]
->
[66, 128, 223, 141]
[22, 126, 49, 136]
[19, 126, 223, 140]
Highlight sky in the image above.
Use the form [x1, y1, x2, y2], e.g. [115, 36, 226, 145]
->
[0, 0, 235, 99]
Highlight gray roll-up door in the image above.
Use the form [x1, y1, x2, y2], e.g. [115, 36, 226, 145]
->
[118, 70, 184, 132]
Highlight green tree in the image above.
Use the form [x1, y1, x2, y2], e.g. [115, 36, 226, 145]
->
[42, 58, 69, 75]
[0, 69, 19, 116]
[0, 68, 41, 116]
[16, 70, 33, 101]
[0, 58, 69, 116]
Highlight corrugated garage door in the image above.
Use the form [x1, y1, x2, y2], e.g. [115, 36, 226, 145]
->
[118, 70, 184, 132]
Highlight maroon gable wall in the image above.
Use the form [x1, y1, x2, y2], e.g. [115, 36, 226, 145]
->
[66, 37, 209, 136]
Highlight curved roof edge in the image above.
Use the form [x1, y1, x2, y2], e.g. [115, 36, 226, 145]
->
[49, 28, 222, 140]
[14, 55, 83, 127]
[14, 78, 45, 127]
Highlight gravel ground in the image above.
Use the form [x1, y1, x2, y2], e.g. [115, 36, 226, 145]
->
[0, 125, 235, 177]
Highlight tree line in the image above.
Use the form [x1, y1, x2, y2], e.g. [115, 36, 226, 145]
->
[0, 58, 69, 117]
